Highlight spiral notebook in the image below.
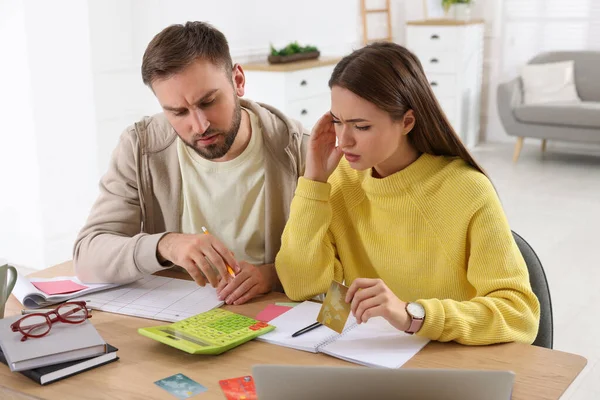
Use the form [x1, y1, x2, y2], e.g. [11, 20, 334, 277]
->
[257, 301, 429, 368]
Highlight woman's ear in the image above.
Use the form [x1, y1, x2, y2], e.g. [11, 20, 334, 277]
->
[402, 109, 416, 135]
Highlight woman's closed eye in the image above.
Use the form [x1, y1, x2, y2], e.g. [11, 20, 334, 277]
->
[332, 119, 371, 131]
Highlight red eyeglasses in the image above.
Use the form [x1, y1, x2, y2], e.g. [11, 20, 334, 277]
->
[10, 301, 91, 342]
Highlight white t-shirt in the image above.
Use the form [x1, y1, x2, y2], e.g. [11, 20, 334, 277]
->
[177, 109, 265, 265]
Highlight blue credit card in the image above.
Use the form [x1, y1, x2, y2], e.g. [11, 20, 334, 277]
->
[154, 373, 207, 399]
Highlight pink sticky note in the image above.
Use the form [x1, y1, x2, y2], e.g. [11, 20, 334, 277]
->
[256, 304, 292, 322]
[32, 280, 88, 295]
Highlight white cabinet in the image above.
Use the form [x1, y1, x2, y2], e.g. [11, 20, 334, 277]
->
[406, 20, 484, 147]
[242, 57, 341, 130]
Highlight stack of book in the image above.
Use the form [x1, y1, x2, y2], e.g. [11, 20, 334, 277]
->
[0, 315, 118, 385]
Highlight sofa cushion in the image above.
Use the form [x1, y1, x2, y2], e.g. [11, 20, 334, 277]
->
[520, 60, 581, 105]
[529, 51, 600, 102]
[514, 102, 600, 129]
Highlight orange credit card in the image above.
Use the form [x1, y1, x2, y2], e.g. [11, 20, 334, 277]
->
[219, 375, 256, 400]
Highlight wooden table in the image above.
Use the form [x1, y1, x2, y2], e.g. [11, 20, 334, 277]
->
[1, 262, 587, 400]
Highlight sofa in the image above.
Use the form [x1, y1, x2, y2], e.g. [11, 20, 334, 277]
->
[497, 51, 600, 162]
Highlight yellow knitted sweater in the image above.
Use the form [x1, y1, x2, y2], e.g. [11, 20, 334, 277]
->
[275, 153, 540, 345]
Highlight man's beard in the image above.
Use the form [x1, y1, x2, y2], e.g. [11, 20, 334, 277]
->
[184, 96, 242, 160]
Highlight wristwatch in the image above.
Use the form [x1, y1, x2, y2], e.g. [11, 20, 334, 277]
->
[404, 302, 425, 334]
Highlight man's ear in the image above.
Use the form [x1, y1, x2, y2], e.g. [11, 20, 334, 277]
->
[402, 109, 416, 135]
[232, 63, 245, 97]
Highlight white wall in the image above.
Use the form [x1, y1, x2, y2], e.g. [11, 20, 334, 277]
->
[24, 0, 99, 268]
[0, 0, 533, 270]
[0, 0, 99, 270]
[476, 0, 505, 144]
[89, 0, 499, 163]
[90, 0, 377, 175]
[1, 0, 397, 270]
[0, 0, 45, 269]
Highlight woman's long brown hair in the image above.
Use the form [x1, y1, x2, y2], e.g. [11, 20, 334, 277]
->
[329, 42, 487, 177]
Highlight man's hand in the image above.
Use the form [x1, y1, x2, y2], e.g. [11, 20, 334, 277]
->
[216, 262, 275, 305]
[157, 232, 239, 287]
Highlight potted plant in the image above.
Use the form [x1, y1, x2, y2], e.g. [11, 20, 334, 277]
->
[453, 0, 473, 20]
[268, 42, 320, 64]
[441, 0, 473, 20]
[441, 0, 454, 16]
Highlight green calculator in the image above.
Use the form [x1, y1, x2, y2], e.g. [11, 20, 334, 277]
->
[138, 309, 274, 355]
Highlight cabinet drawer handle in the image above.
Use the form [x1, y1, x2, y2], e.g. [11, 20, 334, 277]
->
[430, 81, 438, 87]
[300, 80, 308, 86]
[301, 109, 308, 115]
[431, 34, 440, 40]
[430, 58, 439, 64]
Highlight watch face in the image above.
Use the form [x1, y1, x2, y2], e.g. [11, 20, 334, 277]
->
[407, 302, 425, 319]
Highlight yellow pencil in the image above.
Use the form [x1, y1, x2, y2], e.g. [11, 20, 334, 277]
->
[201, 226, 236, 278]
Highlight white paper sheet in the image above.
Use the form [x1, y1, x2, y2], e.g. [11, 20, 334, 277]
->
[70, 275, 224, 322]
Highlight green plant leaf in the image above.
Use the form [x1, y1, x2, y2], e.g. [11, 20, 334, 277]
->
[270, 41, 320, 56]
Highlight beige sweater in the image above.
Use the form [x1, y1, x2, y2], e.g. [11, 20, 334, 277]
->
[74, 99, 308, 283]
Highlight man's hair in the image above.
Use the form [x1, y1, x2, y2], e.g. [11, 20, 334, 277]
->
[141, 21, 233, 87]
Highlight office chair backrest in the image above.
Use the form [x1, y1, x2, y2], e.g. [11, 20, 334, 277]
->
[512, 231, 553, 349]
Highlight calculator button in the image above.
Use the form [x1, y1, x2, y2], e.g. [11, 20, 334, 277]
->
[158, 310, 271, 354]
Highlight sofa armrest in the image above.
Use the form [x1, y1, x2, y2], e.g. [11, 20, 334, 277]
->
[497, 78, 523, 136]
[498, 77, 523, 110]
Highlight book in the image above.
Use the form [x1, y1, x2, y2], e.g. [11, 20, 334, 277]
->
[13, 275, 121, 308]
[0, 345, 118, 385]
[0, 315, 107, 372]
[257, 301, 430, 368]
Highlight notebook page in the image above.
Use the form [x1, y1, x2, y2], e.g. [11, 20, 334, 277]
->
[256, 301, 338, 353]
[319, 316, 429, 368]
[71, 275, 223, 322]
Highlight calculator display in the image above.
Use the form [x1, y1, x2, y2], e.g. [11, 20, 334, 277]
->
[160, 328, 211, 347]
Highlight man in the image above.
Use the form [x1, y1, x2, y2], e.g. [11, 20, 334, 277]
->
[74, 21, 308, 305]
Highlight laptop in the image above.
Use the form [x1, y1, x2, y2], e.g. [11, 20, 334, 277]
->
[252, 365, 514, 400]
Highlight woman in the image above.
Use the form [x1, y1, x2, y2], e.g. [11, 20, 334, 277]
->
[275, 42, 539, 345]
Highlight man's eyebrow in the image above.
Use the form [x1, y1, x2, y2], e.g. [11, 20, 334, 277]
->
[163, 89, 219, 112]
